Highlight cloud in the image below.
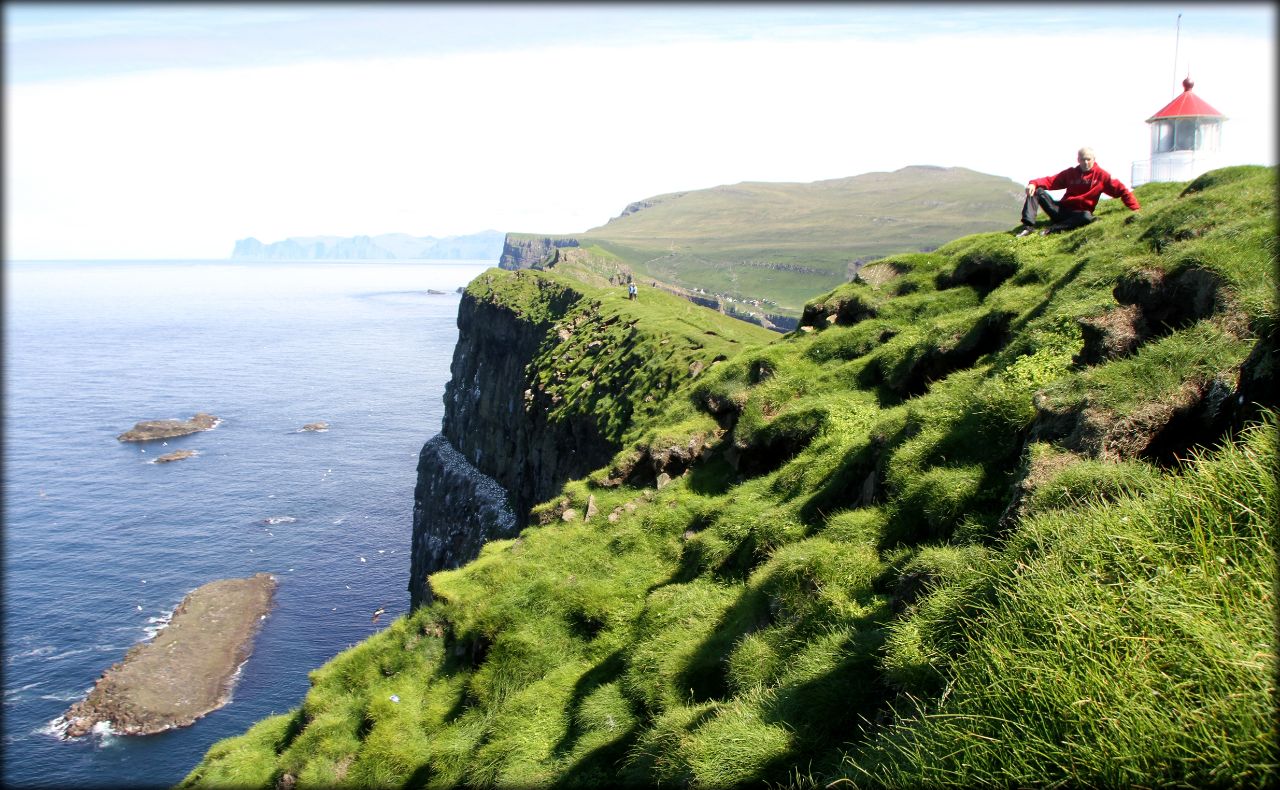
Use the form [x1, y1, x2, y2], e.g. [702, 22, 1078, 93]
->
[5, 17, 1273, 259]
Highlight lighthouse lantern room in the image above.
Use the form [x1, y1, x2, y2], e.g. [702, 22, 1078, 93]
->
[1132, 76, 1227, 186]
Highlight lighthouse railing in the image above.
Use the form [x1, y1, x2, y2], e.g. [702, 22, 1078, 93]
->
[1132, 152, 1219, 187]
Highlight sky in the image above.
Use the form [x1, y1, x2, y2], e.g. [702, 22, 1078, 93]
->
[3, 2, 1275, 260]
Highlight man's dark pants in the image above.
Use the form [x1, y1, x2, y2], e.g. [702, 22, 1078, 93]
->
[1022, 187, 1094, 229]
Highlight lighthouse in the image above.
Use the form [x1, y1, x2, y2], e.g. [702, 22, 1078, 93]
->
[1132, 76, 1227, 186]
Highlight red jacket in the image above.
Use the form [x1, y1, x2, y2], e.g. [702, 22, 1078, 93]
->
[1030, 164, 1140, 213]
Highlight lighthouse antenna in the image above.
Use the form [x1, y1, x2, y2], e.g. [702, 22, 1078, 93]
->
[1172, 13, 1182, 98]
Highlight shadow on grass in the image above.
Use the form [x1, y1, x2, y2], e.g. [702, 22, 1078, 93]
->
[875, 464, 1012, 552]
[799, 440, 882, 528]
[685, 445, 739, 497]
[606, 704, 722, 786]
[271, 708, 309, 755]
[855, 361, 909, 409]
[674, 586, 771, 704]
[799, 417, 917, 529]
[759, 627, 890, 751]
[552, 649, 631, 759]
[432, 630, 489, 725]
[646, 513, 766, 594]
[402, 762, 434, 789]
[551, 726, 643, 789]
[1009, 260, 1087, 331]
[876, 310, 1013, 400]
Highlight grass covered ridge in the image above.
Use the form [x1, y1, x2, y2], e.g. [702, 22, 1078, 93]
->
[182, 166, 1277, 789]
[575, 166, 1025, 318]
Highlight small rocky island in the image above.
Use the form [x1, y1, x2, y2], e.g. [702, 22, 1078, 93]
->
[61, 573, 277, 738]
[154, 449, 198, 463]
[300, 422, 329, 432]
[117, 413, 220, 442]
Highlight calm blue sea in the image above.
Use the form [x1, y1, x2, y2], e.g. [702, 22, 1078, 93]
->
[2, 259, 492, 789]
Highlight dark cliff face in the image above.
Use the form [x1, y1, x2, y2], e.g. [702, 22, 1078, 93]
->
[440, 278, 619, 518]
[409, 272, 621, 607]
[408, 436, 517, 608]
[498, 235, 580, 270]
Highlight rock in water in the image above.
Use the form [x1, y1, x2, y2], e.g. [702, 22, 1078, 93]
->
[300, 422, 329, 432]
[117, 413, 220, 442]
[61, 573, 276, 737]
[154, 450, 198, 463]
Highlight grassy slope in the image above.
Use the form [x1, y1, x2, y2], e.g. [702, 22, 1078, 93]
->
[577, 166, 1024, 315]
[181, 166, 1276, 789]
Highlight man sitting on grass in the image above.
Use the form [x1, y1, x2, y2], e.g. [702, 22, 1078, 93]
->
[1016, 146, 1141, 237]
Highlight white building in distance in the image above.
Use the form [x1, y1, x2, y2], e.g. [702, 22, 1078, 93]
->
[1132, 76, 1228, 186]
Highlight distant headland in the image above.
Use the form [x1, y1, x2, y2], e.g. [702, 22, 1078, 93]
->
[230, 231, 505, 261]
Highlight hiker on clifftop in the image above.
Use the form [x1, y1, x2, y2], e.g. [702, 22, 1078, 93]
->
[1016, 147, 1140, 237]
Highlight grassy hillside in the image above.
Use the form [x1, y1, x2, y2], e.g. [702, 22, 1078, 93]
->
[181, 166, 1276, 789]
[577, 166, 1024, 316]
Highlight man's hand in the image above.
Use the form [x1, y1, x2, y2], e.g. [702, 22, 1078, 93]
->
[1026, 183, 1037, 197]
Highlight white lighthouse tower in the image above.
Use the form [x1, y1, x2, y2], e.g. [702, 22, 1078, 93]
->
[1132, 76, 1227, 186]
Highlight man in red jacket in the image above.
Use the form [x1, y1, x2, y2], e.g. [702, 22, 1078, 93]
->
[1015, 147, 1141, 237]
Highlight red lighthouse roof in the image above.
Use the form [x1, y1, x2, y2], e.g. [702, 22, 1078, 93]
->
[1146, 77, 1226, 122]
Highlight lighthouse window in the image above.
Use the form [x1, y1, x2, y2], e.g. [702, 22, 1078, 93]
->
[1174, 119, 1197, 150]
[1200, 121, 1221, 152]
[1153, 121, 1174, 153]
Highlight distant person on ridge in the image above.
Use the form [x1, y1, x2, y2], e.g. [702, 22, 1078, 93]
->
[628, 281, 638, 300]
[1016, 147, 1141, 237]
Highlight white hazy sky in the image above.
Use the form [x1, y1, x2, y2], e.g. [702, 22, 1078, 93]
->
[4, 2, 1275, 260]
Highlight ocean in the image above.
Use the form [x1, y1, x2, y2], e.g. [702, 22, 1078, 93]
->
[2, 259, 493, 788]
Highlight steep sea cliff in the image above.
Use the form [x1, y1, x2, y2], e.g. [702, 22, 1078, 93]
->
[408, 268, 776, 606]
[407, 271, 602, 606]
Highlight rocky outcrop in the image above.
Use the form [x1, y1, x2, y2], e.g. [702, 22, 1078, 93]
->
[614, 192, 688, 219]
[409, 436, 517, 607]
[117, 413, 220, 442]
[498, 235, 580, 270]
[60, 573, 276, 738]
[1035, 261, 1267, 466]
